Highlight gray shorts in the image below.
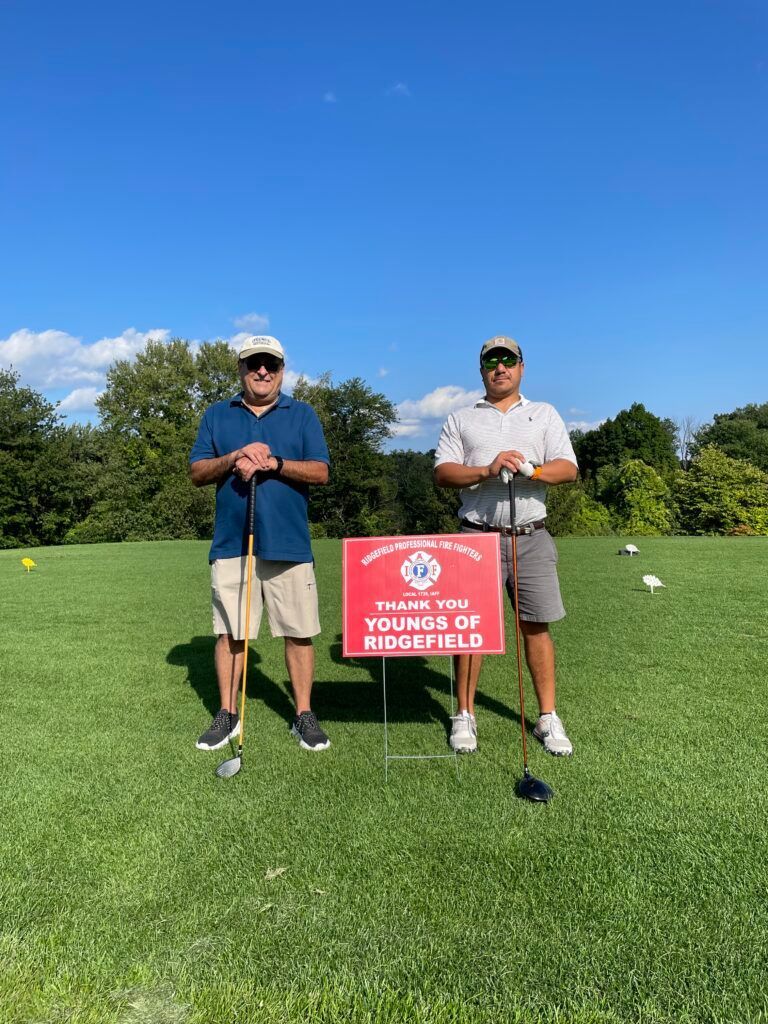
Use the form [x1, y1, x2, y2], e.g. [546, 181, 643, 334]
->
[461, 525, 566, 623]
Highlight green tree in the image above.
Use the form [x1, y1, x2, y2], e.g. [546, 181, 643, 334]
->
[96, 337, 197, 436]
[0, 369, 92, 548]
[293, 374, 398, 537]
[386, 449, 460, 534]
[544, 480, 613, 536]
[193, 340, 241, 409]
[69, 339, 227, 543]
[693, 402, 768, 472]
[674, 445, 768, 535]
[612, 459, 673, 535]
[573, 403, 679, 481]
[37, 424, 104, 544]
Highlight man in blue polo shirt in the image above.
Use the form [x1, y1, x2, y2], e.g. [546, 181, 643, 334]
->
[189, 335, 332, 752]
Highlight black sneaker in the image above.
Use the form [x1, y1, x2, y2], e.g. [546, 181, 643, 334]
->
[196, 709, 240, 751]
[290, 711, 331, 751]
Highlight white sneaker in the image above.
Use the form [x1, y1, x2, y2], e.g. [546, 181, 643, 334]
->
[533, 712, 573, 756]
[449, 711, 477, 753]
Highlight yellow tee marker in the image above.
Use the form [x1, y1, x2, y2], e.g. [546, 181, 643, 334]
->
[21, 558, 36, 573]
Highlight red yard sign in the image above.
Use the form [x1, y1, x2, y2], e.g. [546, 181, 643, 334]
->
[342, 534, 505, 658]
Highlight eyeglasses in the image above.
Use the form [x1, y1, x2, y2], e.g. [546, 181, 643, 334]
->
[481, 353, 520, 370]
[244, 355, 284, 373]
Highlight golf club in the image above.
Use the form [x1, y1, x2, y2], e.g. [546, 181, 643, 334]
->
[502, 465, 554, 803]
[216, 472, 257, 779]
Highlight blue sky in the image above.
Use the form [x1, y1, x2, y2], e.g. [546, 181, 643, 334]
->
[2, 0, 766, 447]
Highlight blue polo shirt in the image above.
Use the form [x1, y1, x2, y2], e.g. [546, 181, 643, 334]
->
[190, 392, 330, 563]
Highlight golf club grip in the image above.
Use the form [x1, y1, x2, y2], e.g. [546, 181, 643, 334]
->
[248, 474, 257, 534]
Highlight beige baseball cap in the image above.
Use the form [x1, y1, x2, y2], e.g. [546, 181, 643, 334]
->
[238, 335, 285, 361]
[479, 335, 523, 363]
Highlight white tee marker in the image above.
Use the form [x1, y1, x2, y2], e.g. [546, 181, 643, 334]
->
[642, 574, 665, 595]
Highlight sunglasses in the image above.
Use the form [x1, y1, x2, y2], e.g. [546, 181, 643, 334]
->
[244, 355, 284, 373]
[481, 353, 520, 370]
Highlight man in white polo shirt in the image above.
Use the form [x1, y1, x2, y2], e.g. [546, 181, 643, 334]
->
[434, 335, 579, 756]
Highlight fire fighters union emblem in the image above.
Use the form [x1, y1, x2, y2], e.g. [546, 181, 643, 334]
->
[400, 551, 442, 592]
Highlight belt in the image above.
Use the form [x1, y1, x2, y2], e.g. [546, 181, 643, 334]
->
[460, 517, 547, 537]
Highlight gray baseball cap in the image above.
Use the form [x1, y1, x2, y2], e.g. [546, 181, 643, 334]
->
[479, 335, 523, 363]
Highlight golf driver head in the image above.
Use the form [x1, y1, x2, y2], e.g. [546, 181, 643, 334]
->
[517, 770, 554, 803]
[215, 755, 242, 779]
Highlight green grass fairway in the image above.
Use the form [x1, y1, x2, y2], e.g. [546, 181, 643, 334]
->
[2, 537, 767, 1024]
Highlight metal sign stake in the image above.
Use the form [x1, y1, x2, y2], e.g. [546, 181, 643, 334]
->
[382, 655, 459, 781]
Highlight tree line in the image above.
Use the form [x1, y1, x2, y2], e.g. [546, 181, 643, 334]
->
[2, 339, 768, 550]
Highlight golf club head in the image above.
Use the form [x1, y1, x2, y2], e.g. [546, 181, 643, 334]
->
[517, 771, 554, 803]
[215, 755, 242, 779]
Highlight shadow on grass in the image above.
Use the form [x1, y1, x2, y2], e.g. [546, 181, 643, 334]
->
[324, 634, 527, 731]
[167, 633, 528, 734]
[166, 636, 293, 722]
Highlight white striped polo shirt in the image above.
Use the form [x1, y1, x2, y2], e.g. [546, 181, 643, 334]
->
[434, 394, 578, 528]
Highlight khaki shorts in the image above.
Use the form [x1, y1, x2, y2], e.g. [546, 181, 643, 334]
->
[211, 557, 321, 640]
[461, 524, 566, 623]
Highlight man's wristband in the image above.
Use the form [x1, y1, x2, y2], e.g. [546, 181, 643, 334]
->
[531, 465, 543, 480]
[272, 455, 284, 476]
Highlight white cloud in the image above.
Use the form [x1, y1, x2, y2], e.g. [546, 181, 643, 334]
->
[229, 331, 254, 351]
[1, 322, 319, 421]
[0, 329, 79, 384]
[233, 312, 270, 332]
[53, 367, 105, 384]
[566, 419, 604, 434]
[392, 385, 483, 441]
[57, 387, 103, 414]
[386, 81, 411, 97]
[323, 91, 337, 103]
[397, 385, 483, 422]
[377, 367, 389, 377]
[283, 369, 319, 392]
[392, 420, 424, 438]
[75, 328, 170, 372]
[0, 327, 170, 388]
